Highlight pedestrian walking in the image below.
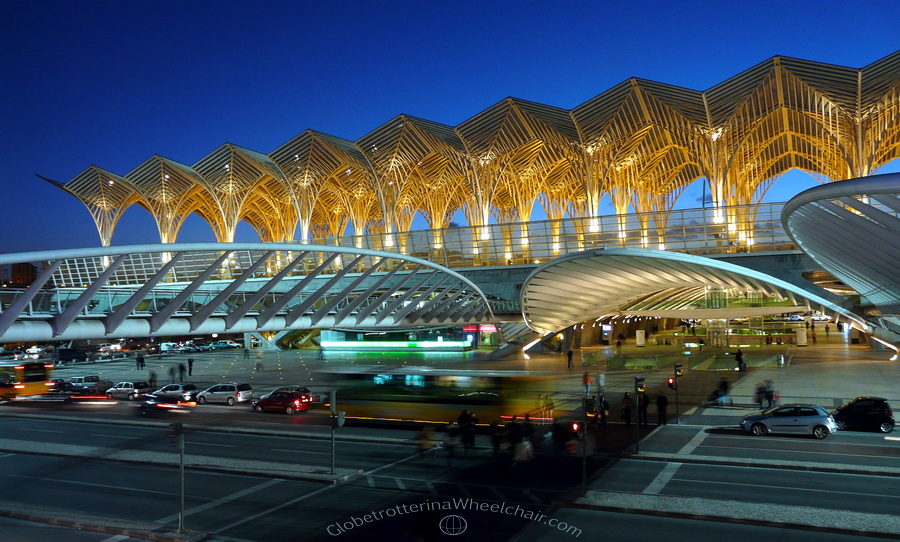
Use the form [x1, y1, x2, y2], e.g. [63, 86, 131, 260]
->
[187, 357, 194, 376]
[505, 416, 522, 451]
[255, 361, 264, 373]
[734, 349, 743, 370]
[177, 363, 186, 383]
[615, 339, 622, 355]
[419, 426, 438, 459]
[511, 437, 534, 472]
[243, 348, 250, 359]
[825, 324, 830, 337]
[718, 377, 732, 406]
[582, 372, 592, 396]
[566, 349, 573, 369]
[638, 392, 650, 426]
[811, 330, 817, 344]
[135, 355, 141, 370]
[521, 413, 535, 440]
[622, 392, 634, 426]
[138, 354, 145, 370]
[443, 423, 461, 467]
[543, 394, 555, 420]
[489, 421, 503, 458]
[597, 395, 610, 427]
[148, 369, 157, 390]
[168, 366, 176, 384]
[458, 410, 477, 455]
[764, 380, 776, 408]
[656, 394, 669, 425]
[535, 393, 544, 420]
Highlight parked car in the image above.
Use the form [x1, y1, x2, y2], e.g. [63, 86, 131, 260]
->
[174, 344, 201, 353]
[106, 381, 153, 400]
[159, 343, 180, 352]
[251, 390, 313, 414]
[831, 397, 894, 433]
[209, 340, 240, 350]
[25, 345, 48, 355]
[197, 383, 253, 406]
[152, 383, 200, 402]
[69, 375, 114, 394]
[189, 341, 211, 351]
[740, 404, 836, 439]
[137, 395, 193, 416]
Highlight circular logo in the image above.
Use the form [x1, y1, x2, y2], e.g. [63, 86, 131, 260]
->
[439, 514, 468, 536]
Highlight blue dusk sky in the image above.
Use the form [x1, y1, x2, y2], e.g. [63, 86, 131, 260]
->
[1, 0, 898, 253]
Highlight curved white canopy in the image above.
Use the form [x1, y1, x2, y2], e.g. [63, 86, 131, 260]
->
[521, 248, 858, 335]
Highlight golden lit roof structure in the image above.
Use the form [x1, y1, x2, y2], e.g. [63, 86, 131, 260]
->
[42, 51, 899, 250]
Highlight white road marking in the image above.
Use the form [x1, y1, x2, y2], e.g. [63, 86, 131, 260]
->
[367, 475, 375, 487]
[155, 478, 283, 524]
[99, 535, 130, 542]
[678, 430, 710, 455]
[700, 443, 897, 460]
[395, 478, 406, 490]
[19, 428, 63, 433]
[90, 434, 143, 439]
[216, 483, 336, 533]
[643, 462, 682, 494]
[673, 475, 900, 499]
[270, 448, 331, 455]
[10, 474, 176, 498]
[188, 442, 233, 448]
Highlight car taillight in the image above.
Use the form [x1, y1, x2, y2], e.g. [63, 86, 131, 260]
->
[293, 399, 300, 406]
[301, 395, 310, 402]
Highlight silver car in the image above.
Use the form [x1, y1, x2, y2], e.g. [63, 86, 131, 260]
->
[106, 381, 153, 401]
[197, 382, 253, 406]
[740, 404, 837, 439]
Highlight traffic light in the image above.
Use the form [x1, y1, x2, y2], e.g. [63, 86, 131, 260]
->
[667, 377, 676, 389]
[570, 421, 581, 434]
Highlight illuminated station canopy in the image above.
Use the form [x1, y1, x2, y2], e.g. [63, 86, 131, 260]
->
[41, 51, 900, 251]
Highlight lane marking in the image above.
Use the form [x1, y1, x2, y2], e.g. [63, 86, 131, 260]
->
[90, 434, 142, 439]
[643, 462, 682, 494]
[700, 444, 900, 461]
[367, 475, 375, 488]
[99, 536, 130, 542]
[672, 475, 900, 500]
[678, 430, 710, 455]
[271, 448, 331, 455]
[155, 478, 283, 524]
[188, 442, 234, 448]
[9, 474, 179, 498]
[19, 429, 64, 434]
[395, 478, 406, 490]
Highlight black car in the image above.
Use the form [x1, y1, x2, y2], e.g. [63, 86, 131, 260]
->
[137, 395, 193, 416]
[831, 396, 894, 433]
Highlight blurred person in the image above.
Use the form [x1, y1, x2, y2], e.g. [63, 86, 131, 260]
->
[622, 392, 634, 426]
[638, 392, 650, 426]
[443, 422, 461, 467]
[656, 394, 669, 425]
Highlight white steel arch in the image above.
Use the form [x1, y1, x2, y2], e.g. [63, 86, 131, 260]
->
[0, 243, 494, 343]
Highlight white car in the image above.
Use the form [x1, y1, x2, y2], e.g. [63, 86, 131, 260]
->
[25, 345, 47, 355]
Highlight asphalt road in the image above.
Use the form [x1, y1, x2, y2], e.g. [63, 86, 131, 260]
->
[0, 405, 898, 541]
